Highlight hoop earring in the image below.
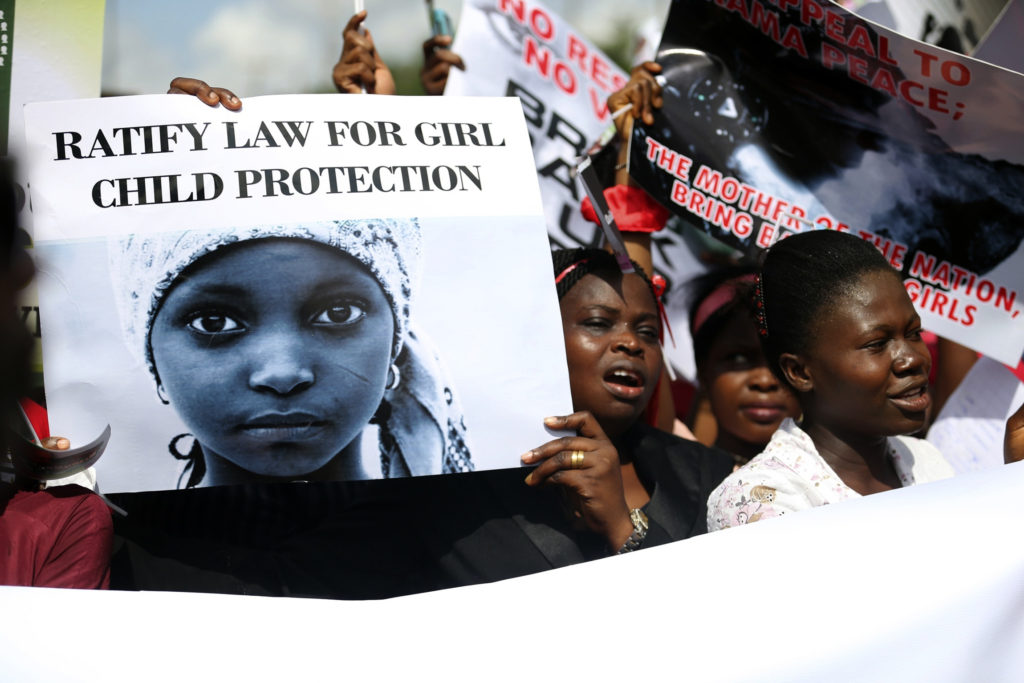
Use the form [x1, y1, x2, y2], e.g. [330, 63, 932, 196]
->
[156, 383, 170, 405]
[386, 363, 401, 390]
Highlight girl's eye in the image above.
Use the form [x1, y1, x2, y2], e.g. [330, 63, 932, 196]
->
[908, 327, 923, 341]
[313, 302, 365, 326]
[583, 317, 612, 329]
[187, 313, 242, 335]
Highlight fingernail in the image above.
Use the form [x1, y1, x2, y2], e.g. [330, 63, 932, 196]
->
[520, 450, 534, 463]
[228, 95, 237, 103]
[543, 416, 560, 426]
[524, 472, 534, 485]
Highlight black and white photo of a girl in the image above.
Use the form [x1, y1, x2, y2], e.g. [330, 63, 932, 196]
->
[111, 218, 473, 488]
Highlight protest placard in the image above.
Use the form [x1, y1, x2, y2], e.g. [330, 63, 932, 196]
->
[838, 0, 1007, 55]
[630, 0, 1024, 366]
[24, 94, 573, 493]
[973, 0, 1024, 72]
[444, 0, 712, 379]
[445, 0, 629, 250]
[926, 355, 1024, 472]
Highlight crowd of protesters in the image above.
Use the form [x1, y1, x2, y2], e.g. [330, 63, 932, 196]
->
[2, 7, 1023, 598]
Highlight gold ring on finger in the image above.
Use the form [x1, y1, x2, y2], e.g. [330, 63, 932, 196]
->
[570, 450, 585, 469]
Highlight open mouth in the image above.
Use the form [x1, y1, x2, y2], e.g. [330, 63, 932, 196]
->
[888, 384, 931, 414]
[603, 368, 646, 400]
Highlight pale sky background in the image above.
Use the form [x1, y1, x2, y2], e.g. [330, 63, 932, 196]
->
[101, 0, 671, 96]
[100, 0, 1013, 96]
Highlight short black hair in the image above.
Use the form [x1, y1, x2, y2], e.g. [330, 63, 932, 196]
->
[759, 230, 896, 384]
[551, 248, 657, 305]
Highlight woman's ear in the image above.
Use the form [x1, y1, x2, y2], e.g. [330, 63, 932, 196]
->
[778, 353, 813, 393]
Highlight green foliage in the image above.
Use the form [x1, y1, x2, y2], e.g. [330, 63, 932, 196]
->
[596, 25, 638, 74]
[391, 61, 427, 96]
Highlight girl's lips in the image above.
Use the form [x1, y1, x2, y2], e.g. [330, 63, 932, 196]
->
[240, 424, 327, 441]
[240, 413, 327, 441]
[740, 405, 787, 424]
[889, 385, 931, 413]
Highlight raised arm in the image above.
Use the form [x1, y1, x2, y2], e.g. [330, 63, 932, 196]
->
[420, 35, 465, 95]
[332, 10, 396, 95]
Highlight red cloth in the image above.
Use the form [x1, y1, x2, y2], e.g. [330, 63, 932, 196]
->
[1012, 359, 1024, 383]
[0, 484, 112, 588]
[580, 185, 670, 234]
[18, 398, 49, 440]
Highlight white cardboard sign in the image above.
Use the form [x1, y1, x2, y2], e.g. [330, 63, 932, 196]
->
[25, 94, 573, 492]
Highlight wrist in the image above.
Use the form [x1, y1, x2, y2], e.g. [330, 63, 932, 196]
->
[605, 508, 634, 550]
[613, 508, 649, 554]
[614, 137, 632, 185]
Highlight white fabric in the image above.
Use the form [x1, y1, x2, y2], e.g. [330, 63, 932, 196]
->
[2, 463, 1023, 681]
[707, 418, 954, 531]
[47, 466, 97, 491]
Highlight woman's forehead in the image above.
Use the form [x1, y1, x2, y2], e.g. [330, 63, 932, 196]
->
[562, 271, 657, 313]
[817, 270, 914, 330]
[710, 310, 759, 348]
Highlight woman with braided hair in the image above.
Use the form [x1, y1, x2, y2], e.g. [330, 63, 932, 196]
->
[412, 248, 731, 585]
[511, 248, 733, 556]
[687, 266, 800, 468]
[111, 218, 473, 489]
[707, 230, 955, 531]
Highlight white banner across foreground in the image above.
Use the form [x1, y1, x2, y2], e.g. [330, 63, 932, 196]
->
[24, 94, 572, 493]
[4, 463, 1023, 681]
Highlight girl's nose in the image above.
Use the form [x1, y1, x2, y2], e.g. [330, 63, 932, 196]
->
[247, 333, 315, 395]
[892, 340, 929, 375]
[613, 328, 644, 357]
[748, 365, 780, 392]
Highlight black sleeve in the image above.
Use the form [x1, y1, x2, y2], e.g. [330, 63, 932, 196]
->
[640, 517, 674, 549]
[629, 425, 735, 545]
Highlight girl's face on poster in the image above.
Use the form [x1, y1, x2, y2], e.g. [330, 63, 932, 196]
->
[150, 238, 394, 480]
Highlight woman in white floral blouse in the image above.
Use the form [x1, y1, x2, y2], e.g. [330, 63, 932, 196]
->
[707, 230, 954, 531]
